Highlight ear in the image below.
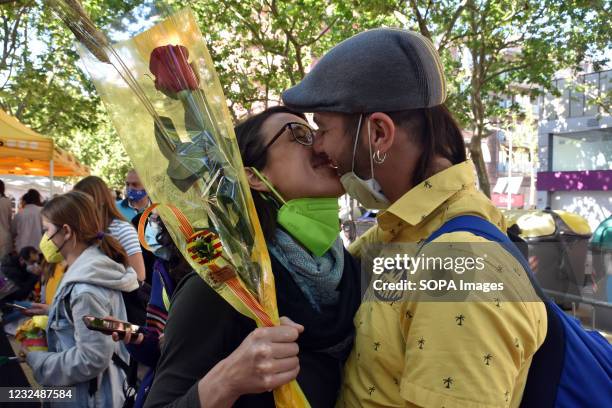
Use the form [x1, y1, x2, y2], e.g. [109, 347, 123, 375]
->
[368, 112, 396, 156]
[61, 224, 74, 242]
[244, 168, 271, 193]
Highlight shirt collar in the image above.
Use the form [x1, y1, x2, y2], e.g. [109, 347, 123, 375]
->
[377, 160, 476, 231]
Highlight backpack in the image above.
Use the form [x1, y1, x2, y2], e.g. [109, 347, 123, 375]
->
[426, 215, 612, 408]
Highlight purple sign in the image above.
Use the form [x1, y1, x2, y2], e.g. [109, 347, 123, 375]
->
[537, 170, 611, 191]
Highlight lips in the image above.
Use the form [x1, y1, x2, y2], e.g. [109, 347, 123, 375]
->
[311, 153, 334, 169]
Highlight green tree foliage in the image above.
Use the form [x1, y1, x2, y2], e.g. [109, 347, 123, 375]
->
[0, 0, 138, 187]
[171, 0, 399, 119]
[1, 0, 609, 192]
[391, 0, 610, 196]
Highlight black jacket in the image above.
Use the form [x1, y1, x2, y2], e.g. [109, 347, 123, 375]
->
[144, 249, 361, 408]
[0, 254, 38, 302]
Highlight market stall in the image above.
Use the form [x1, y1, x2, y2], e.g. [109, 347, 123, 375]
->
[0, 109, 89, 195]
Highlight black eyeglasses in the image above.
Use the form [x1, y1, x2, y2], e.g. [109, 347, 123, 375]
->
[254, 122, 315, 162]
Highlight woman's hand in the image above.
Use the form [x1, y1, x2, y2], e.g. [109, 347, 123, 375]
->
[197, 316, 304, 408]
[104, 316, 144, 345]
[21, 303, 49, 316]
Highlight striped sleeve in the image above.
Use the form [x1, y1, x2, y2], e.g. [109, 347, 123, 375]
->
[108, 219, 142, 256]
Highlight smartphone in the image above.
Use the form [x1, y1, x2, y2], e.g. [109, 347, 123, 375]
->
[5, 303, 28, 311]
[82, 316, 140, 340]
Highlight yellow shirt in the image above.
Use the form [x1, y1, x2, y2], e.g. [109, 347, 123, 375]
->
[338, 160, 547, 408]
[44, 263, 66, 305]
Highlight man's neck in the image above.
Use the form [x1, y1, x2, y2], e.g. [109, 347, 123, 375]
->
[377, 153, 453, 204]
[375, 141, 418, 203]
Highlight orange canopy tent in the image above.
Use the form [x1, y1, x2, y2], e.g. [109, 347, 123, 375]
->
[0, 109, 89, 192]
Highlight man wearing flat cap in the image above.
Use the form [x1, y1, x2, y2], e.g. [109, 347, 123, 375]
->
[283, 29, 546, 408]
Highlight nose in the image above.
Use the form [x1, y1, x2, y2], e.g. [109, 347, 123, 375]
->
[312, 133, 325, 155]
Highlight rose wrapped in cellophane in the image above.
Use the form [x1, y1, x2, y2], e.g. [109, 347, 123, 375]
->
[46, 3, 308, 407]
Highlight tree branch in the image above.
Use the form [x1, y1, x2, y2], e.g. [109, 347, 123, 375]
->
[483, 63, 529, 84]
[423, 0, 433, 21]
[408, 0, 433, 40]
[302, 16, 339, 47]
[438, 1, 468, 51]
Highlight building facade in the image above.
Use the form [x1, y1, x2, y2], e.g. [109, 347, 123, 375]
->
[537, 69, 612, 230]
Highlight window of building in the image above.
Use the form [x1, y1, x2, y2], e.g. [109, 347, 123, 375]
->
[551, 128, 612, 171]
[584, 72, 600, 116]
[569, 75, 585, 117]
[558, 79, 570, 117]
[541, 70, 611, 120]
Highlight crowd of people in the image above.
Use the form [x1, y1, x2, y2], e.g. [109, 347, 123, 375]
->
[2, 27, 607, 408]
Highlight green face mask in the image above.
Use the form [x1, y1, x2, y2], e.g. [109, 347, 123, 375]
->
[250, 168, 340, 257]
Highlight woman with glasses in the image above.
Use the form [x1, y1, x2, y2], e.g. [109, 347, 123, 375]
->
[143, 106, 360, 408]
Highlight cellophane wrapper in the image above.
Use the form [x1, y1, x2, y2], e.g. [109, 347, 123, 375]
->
[63, 6, 308, 407]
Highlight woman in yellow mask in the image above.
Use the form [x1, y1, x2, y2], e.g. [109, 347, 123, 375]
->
[23, 191, 139, 407]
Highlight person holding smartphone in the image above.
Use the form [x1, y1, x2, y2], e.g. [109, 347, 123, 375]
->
[22, 191, 139, 408]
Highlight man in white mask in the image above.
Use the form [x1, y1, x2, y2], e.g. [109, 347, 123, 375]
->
[282, 28, 547, 408]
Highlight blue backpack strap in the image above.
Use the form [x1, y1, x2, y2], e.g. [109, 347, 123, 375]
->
[426, 215, 526, 265]
[426, 215, 564, 407]
[426, 215, 547, 299]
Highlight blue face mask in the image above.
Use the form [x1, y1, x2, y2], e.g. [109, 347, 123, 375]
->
[127, 188, 147, 202]
[145, 219, 172, 261]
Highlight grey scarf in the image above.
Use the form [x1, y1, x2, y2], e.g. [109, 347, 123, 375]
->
[268, 228, 344, 312]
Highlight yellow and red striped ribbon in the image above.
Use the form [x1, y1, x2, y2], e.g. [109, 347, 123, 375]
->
[137, 203, 274, 327]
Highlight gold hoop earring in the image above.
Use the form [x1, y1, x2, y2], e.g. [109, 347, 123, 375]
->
[373, 150, 387, 164]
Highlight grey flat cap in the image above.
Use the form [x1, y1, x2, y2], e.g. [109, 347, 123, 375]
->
[282, 28, 447, 113]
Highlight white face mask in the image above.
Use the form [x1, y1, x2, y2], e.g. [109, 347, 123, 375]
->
[339, 115, 390, 209]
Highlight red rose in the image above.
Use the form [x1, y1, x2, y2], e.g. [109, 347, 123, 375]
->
[149, 45, 199, 94]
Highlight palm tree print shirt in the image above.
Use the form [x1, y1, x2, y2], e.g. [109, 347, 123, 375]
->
[338, 160, 547, 408]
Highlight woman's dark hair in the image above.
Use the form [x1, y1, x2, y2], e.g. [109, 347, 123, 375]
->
[345, 104, 466, 187]
[18, 246, 38, 261]
[0, 180, 5, 198]
[23, 189, 43, 206]
[42, 191, 128, 266]
[74, 175, 127, 228]
[234, 106, 307, 238]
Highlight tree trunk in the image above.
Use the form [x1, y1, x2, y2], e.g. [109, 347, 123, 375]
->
[469, 136, 491, 198]
[465, 0, 491, 198]
[468, 94, 492, 197]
